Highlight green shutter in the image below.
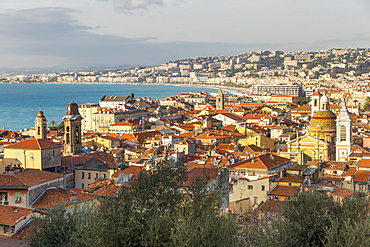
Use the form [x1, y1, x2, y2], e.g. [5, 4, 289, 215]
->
[15, 192, 21, 203]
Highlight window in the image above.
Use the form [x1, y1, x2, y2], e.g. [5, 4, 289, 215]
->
[82, 172, 85, 179]
[340, 125, 346, 141]
[274, 196, 279, 200]
[4, 227, 9, 234]
[333, 171, 337, 175]
[82, 183, 85, 189]
[15, 192, 21, 203]
[1, 192, 8, 203]
[248, 185, 253, 190]
[254, 197, 258, 205]
[288, 183, 292, 186]
[29, 152, 34, 160]
[314, 99, 317, 107]
[261, 185, 265, 191]
[96, 173, 99, 179]
[88, 173, 91, 179]
[103, 174, 106, 178]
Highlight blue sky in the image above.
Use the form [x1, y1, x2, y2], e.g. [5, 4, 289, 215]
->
[0, 0, 369, 68]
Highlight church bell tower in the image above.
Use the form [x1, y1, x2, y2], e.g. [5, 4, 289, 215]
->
[35, 109, 47, 139]
[336, 100, 352, 161]
[63, 102, 83, 155]
[216, 89, 225, 110]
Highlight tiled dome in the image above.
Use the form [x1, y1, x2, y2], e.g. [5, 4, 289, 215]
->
[309, 110, 336, 129]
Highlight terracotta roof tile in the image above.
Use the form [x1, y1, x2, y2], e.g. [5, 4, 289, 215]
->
[112, 166, 143, 178]
[357, 158, 370, 168]
[278, 175, 305, 183]
[31, 188, 96, 209]
[5, 138, 60, 150]
[181, 168, 219, 187]
[267, 185, 300, 197]
[257, 199, 286, 212]
[0, 204, 33, 226]
[0, 170, 62, 188]
[230, 153, 290, 170]
[353, 170, 370, 182]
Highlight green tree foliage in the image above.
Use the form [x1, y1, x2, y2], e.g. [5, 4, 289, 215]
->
[362, 96, 370, 111]
[298, 97, 311, 106]
[57, 121, 64, 131]
[29, 164, 240, 247]
[49, 120, 57, 131]
[28, 204, 97, 247]
[246, 191, 370, 247]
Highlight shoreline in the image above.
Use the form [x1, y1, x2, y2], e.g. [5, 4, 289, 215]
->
[1, 81, 249, 95]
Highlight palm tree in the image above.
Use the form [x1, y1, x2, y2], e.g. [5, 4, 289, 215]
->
[49, 120, 56, 130]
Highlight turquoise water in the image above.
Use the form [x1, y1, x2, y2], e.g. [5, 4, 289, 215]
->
[0, 84, 217, 131]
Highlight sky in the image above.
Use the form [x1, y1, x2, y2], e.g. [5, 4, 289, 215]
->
[0, 0, 370, 69]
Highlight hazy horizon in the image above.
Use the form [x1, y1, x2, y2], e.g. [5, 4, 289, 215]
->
[1, 0, 370, 69]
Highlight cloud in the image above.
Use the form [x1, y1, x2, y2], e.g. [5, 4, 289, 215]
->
[96, 0, 185, 13]
[1, 7, 368, 69]
[114, 0, 164, 11]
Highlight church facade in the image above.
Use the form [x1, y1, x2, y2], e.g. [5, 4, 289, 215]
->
[282, 90, 352, 164]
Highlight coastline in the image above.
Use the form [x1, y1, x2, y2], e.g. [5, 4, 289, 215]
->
[1, 81, 249, 95]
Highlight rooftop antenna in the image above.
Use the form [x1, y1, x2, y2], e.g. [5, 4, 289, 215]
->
[40, 104, 42, 111]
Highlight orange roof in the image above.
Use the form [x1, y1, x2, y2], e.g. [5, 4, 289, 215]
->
[221, 125, 237, 131]
[343, 167, 357, 177]
[243, 113, 268, 120]
[313, 183, 358, 198]
[31, 188, 97, 209]
[357, 158, 370, 168]
[353, 170, 370, 182]
[258, 200, 286, 212]
[278, 175, 305, 183]
[112, 166, 143, 178]
[240, 103, 264, 107]
[230, 153, 290, 170]
[83, 179, 121, 197]
[216, 112, 245, 121]
[0, 169, 63, 188]
[0, 204, 33, 226]
[5, 138, 60, 150]
[181, 168, 219, 187]
[291, 104, 311, 112]
[267, 185, 300, 197]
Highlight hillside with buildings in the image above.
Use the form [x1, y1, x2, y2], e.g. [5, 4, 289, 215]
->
[1, 49, 370, 245]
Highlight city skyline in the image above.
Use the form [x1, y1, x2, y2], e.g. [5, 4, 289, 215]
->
[1, 0, 370, 69]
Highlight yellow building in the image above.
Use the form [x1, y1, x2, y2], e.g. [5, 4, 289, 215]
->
[83, 136, 121, 150]
[284, 94, 338, 163]
[229, 176, 270, 213]
[283, 135, 335, 164]
[238, 134, 275, 150]
[4, 139, 61, 172]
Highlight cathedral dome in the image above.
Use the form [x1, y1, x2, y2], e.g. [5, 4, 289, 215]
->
[308, 109, 337, 142]
[309, 110, 337, 129]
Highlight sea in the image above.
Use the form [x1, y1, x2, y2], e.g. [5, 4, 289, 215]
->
[0, 83, 217, 131]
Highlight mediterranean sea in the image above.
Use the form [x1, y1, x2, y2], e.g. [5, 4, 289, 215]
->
[0, 83, 217, 131]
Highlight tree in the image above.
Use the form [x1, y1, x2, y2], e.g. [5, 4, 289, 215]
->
[28, 204, 97, 247]
[245, 191, 370, 247]
[57, 121, 64, 131]
[29, 164, 240, 246]
[362, 96, 370, 111]
[298, 97, 311, 106]
[49, 120, 57, 131]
